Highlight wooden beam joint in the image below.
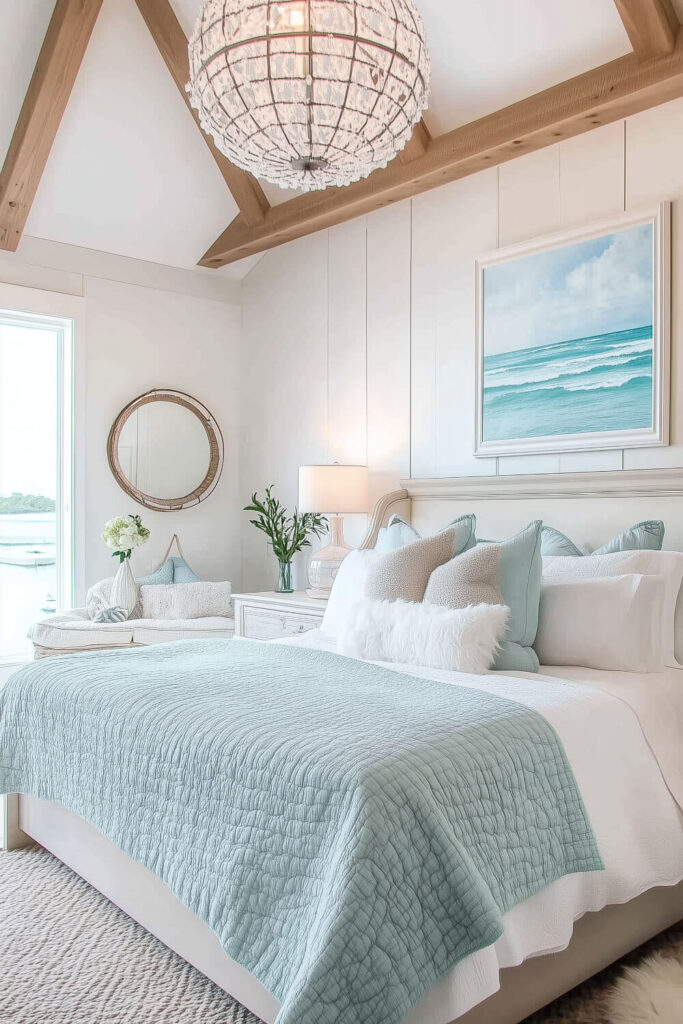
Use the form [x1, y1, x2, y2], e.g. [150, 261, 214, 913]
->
[398, 119, 431, 163]
[614, 0, 679, 59]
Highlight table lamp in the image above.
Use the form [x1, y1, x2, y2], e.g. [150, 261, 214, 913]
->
[298, 464, 369, 598]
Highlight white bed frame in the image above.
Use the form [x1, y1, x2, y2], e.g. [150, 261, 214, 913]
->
[10, 466, 683, 1024]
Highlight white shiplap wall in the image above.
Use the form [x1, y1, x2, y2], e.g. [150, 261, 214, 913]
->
[240, 98, 683, 590]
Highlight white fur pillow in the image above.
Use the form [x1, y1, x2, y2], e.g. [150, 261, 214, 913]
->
[337, 598, 509, 674]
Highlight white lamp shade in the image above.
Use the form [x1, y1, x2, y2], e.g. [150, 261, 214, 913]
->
[298, 465, 369, 515]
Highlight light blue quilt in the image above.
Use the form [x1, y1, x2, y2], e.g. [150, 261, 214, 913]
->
[0, 641, 602, 1024]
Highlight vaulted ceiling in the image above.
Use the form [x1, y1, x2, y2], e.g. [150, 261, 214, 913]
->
[1, 0, 681, 279]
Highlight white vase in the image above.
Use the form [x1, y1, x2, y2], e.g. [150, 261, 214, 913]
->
[110, 558, 138, 618]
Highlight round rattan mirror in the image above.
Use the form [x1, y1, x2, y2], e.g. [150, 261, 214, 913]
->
[107, 389, 223, 511]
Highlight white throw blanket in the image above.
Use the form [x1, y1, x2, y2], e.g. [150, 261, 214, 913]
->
[140, 582, 232, 620]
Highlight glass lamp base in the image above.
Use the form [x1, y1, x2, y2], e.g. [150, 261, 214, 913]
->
[307, 516, 351, 599]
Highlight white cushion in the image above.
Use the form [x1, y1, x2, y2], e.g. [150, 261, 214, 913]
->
[535, 575, 666, 672]
[543, 551, 683, 669]
[29, 609, 234, 652]
[131, 618, 234, 645]
[29, 610, 134, 650]
[140, 582, 232, 620]
[337, 598, 510, 674]
[321, 549, 380, 639]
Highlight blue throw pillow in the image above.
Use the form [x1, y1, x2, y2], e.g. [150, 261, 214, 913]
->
[171, 556, 200, 583]
[375, 514, 477, 556]
[479, 521, 543, 673]
[541, 521, 664, 557]
[138, 558, 174, 586]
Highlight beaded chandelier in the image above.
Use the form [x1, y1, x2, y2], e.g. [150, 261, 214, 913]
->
[187, 0, 430, 192]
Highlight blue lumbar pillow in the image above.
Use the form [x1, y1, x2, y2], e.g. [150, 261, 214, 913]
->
[375, 514, 477, 555]
[171, 556, 200, 583]
[478, 521, 543, 673]
[138, 558, 174, 586]
[541, 521, 665, 557]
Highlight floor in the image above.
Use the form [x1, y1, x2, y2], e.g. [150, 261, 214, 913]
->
[2, 845, 683, 1024]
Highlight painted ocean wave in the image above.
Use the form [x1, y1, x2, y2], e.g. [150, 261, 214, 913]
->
[482, 326, 653, 441]
[484, 340, 651, 387]
[485, 352, 651, 399]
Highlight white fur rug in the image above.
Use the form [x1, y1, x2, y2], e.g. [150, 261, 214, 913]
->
[607, 953, 683, 1023]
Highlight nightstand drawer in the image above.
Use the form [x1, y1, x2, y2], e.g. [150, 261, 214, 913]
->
[241, 605, 322, 640]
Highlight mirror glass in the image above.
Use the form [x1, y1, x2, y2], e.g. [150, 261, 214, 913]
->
[117, 402, 211, 499]
[108, 391, 223, 511]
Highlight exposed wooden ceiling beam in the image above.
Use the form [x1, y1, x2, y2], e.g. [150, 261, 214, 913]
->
[614, 0, 678, 59]
[398, 119, 431, 164]
[201, 33, 683, 269]
[134, 0, 269, 227]
[0, 0, 104, 252]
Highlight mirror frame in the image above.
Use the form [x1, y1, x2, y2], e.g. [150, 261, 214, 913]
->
[107, 389, 224, 511]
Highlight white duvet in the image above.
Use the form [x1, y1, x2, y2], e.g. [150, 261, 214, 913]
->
[276, 632, 683, 1024]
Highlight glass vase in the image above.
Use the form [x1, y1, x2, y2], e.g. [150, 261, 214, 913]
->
[277, 560, 293, 594]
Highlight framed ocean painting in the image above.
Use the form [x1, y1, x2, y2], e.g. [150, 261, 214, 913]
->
[475, 203, 670, 457]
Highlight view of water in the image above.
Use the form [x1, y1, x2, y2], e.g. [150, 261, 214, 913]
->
[482, 325, 654, 441]
[0, 513, 56, 661]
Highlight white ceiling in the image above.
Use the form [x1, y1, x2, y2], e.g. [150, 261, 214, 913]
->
[0, 0, 634, 280]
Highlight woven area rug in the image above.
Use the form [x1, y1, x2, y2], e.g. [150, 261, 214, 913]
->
[1, 846, 682, 1024]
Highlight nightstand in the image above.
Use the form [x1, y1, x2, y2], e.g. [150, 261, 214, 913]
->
[232, 591, 327, 640]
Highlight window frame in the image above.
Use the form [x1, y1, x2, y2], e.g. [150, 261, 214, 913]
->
[0, 283, 85, 650]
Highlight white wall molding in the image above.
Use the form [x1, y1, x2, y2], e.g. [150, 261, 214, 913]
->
[404, 467, 683, 501]
[12, 236, 241, 305]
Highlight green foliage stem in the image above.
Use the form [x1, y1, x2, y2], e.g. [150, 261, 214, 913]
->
[244, 486, 328, 563]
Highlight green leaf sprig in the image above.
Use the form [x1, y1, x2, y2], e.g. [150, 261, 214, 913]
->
[244, 486, 327, 562]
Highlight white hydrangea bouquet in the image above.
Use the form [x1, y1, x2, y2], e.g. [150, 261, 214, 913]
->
[102, 513, 150, 563]
[99, 514, 151, 621]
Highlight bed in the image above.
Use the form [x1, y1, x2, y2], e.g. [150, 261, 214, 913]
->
[4, 466, 683, 1024]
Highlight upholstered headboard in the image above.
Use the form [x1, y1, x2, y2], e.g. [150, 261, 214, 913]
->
[360, 468, 683, 551]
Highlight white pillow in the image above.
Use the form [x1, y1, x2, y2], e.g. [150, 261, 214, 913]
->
[336, 598, 509, 674]
[321, 549, 380, 638]
[140, 582, 232, 620]
[535, 574, 666, 672]
[543, 550, 683, 669]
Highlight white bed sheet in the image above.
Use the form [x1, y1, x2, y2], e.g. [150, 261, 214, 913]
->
[273, 631, 683, 1024]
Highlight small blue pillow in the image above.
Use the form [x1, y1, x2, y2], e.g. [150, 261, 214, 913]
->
[375, 514, 477, 555]
[479, 521, 543, 673]
[375, 515, 420, 552]
[171, 556, 200, 583]
[138, 558, 174, 586]
[541, 521, 664, 557]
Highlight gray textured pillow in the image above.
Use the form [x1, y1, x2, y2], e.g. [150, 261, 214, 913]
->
[424, 543, 502, 609]
[365, 528, 461, 603]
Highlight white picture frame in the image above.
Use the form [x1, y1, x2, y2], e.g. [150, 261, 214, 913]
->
[474, 203, 671, 457]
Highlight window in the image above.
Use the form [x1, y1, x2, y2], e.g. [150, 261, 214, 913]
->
[0, 308, 74, 663]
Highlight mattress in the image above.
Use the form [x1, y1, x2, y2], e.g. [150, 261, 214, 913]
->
[275, 631, 683, 1024]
